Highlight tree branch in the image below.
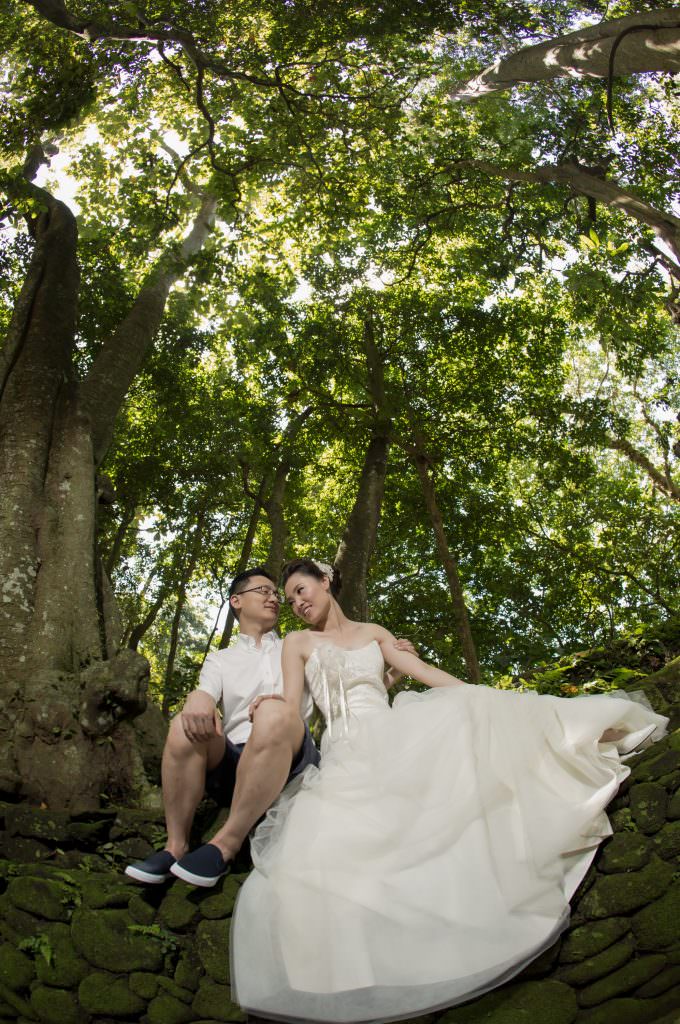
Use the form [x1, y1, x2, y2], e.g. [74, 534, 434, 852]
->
[451, 10, 680, 101]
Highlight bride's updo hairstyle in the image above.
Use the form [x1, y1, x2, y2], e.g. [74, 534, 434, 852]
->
[281, 558, 342, 598]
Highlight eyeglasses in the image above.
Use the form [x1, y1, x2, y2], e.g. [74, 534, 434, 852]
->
[237, 585, 283, 604]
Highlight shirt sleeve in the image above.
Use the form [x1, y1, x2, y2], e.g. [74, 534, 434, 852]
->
[196, 652, 223, 704]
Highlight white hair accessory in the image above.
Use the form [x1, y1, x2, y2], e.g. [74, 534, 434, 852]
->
[312, 560, 335, 581]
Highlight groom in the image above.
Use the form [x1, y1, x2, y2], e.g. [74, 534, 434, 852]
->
[126, 566, 319, 887]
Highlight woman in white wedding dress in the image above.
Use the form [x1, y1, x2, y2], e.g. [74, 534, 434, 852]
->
[231, 559, 667, 1024]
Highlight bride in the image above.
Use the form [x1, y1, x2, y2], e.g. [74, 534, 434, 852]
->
[231, 558, 667, 1024]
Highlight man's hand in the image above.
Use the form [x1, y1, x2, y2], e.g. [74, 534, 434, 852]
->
[248, 693, 286, 722]
[180, 690, 221, 743]
[385, 637, 418, 688]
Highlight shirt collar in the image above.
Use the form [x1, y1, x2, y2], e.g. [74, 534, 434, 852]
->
[236, 630, 278, 652]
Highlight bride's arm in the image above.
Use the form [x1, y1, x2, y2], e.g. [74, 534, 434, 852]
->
[281, 633, 307, 707]
[375, 627, 466, 689]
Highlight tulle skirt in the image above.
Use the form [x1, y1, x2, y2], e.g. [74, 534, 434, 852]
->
[231, 683, 667, 1024]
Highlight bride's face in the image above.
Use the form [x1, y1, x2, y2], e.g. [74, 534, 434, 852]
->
[285, 571, 331, 623]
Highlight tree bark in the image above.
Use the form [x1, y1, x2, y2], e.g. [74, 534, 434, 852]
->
[218, 478, 267, 649]
[451, 10, 680, 100]
[411, 445, 482, 683]
[262, 407, 312, 579]
[0, 169, 216, 808]
[335, 317, 391, 621]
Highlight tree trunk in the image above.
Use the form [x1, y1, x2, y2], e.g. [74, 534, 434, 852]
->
[451, 10, 680, 100]
[126, 586, 169, 651]
[262, 407, 312, 579]
[334, 317, 391, 621]
[161, 513, 206, 716]
[604, 434, 680, 501]
[0, 175, 216, 809]
[218, 480, 267, 649]
[411, 444, 482, 683]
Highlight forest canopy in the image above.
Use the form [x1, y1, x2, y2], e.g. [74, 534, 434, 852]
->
[1, 0, 678, 749]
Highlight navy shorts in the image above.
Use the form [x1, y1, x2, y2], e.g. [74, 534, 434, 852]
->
[205, 722, 320, 806]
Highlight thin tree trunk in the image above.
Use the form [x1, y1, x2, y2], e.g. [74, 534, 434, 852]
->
[411, 444, 482, 683]
[126, 586, 169, 651]
[104, 503, 138, 576]
[604, 434, 680, 501]
[161, 512, 206, 715]
[218, 479, 267, 649]
[262, 407, 313, 578]
[335, 317, 391, 621]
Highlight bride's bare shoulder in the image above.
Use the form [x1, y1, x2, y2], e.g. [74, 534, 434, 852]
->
[282, 630, 313, 654]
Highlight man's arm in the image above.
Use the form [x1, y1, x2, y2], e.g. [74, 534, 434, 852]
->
[181, 654, 223, 742]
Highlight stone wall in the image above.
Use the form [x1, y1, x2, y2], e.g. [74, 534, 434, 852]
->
[0, 728, 678, 1024]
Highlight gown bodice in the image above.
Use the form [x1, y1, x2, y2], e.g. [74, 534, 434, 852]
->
[304, 640, 389, 740]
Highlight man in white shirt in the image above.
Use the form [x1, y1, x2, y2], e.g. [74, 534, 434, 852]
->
[126, 566, 319, 887]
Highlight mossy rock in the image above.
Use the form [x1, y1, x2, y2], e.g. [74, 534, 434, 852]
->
[80, 877, 133, 910]
[559, 919, 632, 965]
[440, 980, 578, 1023]
[129, 971, 159, 999]
[0, 942, 34, 990]
[631, 881, 680, 950]
[30, 985, 86, 1024]
[157, 892, 198, 930]
[632, 749, 680, 782]
[146, 992, 195, 1024]
[34, 922, 90, 988]
[192, 979, 246, 1022]
[70, 907, 164, 972]
[196, 918, 230, 985]
[666, 787, 680, 820]
[127, 892, 158, 925]
[6, 877, 74, 922]
[174, 949, 204, 991]
[651, 819, 680, 861]
[559, 933, 635, 986]
[157, 976, 194, 1004]
[576, 855, 674, 919]
[599, 833, 651, 873]
[635, 964, 680, 997]
[0, 981, 35, 1020]
[628, 782, 668, 834]
[199, 877, 241, 920]
[5, 808, 72, 844]
[577, 954, 667, 1007]
[78, 971, 147, 1016]
[577, 984, 680, 1024]
[0, 902, 45, 942]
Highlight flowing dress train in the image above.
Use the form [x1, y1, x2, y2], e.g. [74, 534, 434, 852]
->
[231, 641, 667, 1024]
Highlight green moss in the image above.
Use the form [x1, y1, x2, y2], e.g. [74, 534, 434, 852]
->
[559, 918, 631, 965]
[0, 902, 44, 942]
[578, 955, 667, 1007]
[70, 907, 164, 972]
[633, 749, 680, 782]
[78, 971, 147, 1016]
[33, 923, 89, 988]
[439, 981, 578, 1023]
[577, 985, 680, 1024]
[192, 980, 246, 1022]
[599, 834, 651, 873]
[665, 789, 680, 820]
[651, 819, 680, 861]
[0, 943, 34, 990]
[29, 985, 86, 1024]
[80, 877, 132, 909]
[635, 964, 680, 997]
[632, 881, 680, 950]
[6, 878, 74, 922]
[199, 877, 241, 920]
[127, 892, 157, 925]
[174, 950, 203, 991]
[196, 918, 230, 985]
[129, 971, 159, 999]
[576, 856, 675, 919]
[559, 934, 635, 986]
[629, 783, 668, 834]
[146, 993, 195, 1024]
[0, 981, 35, 1020]
[157, 892, 198, 930]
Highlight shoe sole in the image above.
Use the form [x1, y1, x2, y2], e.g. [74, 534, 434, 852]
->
[124, 865, 172, 884]
[169, 862, 227, 887]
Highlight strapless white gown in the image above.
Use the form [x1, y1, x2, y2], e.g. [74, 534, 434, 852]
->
[231, 641, 667, 1024]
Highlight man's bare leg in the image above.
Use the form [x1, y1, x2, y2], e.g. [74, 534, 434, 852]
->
[208, 701, 304, 861]
[162, 715, 226, 859]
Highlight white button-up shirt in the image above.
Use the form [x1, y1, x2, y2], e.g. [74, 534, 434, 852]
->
[197, 631, 314, 746]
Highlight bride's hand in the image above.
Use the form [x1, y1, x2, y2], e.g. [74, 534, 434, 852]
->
[248, 694, 286, 721]
[384, 638, 417, 688]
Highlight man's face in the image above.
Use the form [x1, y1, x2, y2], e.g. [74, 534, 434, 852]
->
[231, 575, 281, 628]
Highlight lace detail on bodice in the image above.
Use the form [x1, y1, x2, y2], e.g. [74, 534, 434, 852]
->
[305, 640, 388, 740]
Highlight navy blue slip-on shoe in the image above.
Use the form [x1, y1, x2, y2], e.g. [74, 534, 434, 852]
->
[169, 843, 231, 887]
[125, 849, 176, 884]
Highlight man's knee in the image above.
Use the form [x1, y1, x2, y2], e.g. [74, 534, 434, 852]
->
[250, 700, 302, 751]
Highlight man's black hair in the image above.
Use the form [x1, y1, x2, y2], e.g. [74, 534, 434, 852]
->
[228, 566, 277, 598]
